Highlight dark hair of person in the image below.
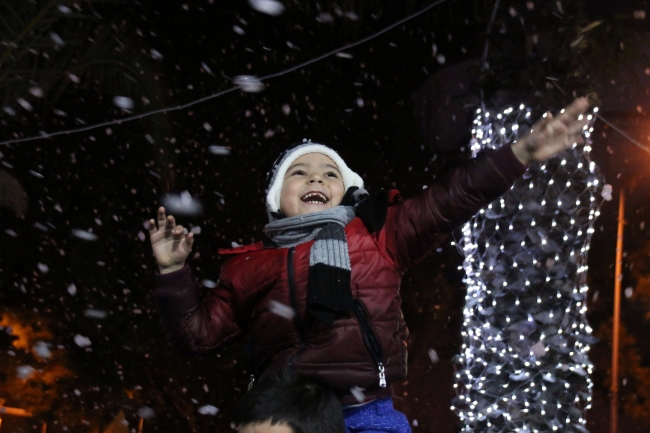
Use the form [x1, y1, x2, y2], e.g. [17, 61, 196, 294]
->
[233, 369, 346, 433]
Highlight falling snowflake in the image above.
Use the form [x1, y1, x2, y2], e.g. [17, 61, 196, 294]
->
[137, 406, 156, 419]
[72, 229, 98, 241]
[113, 96, 134, 111]
[316, 12, 334, 23]
[249, 0, 285, 16]
[201, 62, 213, 74]
[17, 98, 33, 112]
[163, 191, 202, 216]
[268, 300, 295, 320]
[74, 334, 92, 347]
[198, 405, 219, 415]
[530, 341, 546, 357]
[17, 365, 36, 380]
[84, 309, 108, 319]
[208, 145, 231, 155]
[150, 49, 164, 60]
[344, 12, 359, 21]
[350, 386, 365, 403]
[33, 341, 52, 359]
[201, 279, 217, 288]
[49, 31, 65, 46]
[29, 87, 44, 98]
[233, 75, 264, 93]
[601, 184, 613, 201]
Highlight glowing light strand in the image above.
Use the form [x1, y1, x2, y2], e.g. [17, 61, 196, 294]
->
[453, 105, 602, 433]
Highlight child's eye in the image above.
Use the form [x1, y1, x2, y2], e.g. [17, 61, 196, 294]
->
[326, 172, 339, 178]
[290, 170, 306, 176]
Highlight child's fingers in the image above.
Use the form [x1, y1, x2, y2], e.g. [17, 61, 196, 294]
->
[566, 117, 589, 135]
[540, 116, 568, 141]
[565, 131, 585, 148]
[183, 232, 194, 252]
[165, 215, 176, 234]
[571, 128, 586, 142]
[545, 119, 561, 137]
[532, 112, 552, 132]
[148, 219, 157, 234]
[574, 133, 586, 145]
[548, 111, 587, 138]
[556, 97, 589, 125]
[546, 136, 575, 158]
[560, 97, 589, 119]
[157, 207, 167, 226]
[172, 224, 186, 240]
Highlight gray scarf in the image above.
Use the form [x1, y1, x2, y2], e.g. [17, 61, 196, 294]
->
[264, 206, 355, 248]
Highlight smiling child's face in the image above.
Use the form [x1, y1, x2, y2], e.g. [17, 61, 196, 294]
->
[279, 153, 345, 218]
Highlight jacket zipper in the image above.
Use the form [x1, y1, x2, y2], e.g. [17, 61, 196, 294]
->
[249, 247, 305, 389]
[353, 298, 387, 388]
[287, 247, 307, 367]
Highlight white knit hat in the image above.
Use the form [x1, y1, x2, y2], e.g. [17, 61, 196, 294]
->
[265, 141, 364, 218]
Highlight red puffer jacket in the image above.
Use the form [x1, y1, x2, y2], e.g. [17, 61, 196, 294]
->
[154, 146, 526, 405]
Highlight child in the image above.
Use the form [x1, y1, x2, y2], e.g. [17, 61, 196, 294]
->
[233, 369, 346, 433]
[149, 98, 590, 432]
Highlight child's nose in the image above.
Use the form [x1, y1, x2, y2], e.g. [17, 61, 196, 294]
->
[308, 172, 324, 183]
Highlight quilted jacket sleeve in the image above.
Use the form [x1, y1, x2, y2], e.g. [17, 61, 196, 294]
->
[384, 145, 527, 272]
[154, 263, 244, 356]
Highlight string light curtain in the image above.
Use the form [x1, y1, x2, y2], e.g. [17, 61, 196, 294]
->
[452, 105, 603, 433]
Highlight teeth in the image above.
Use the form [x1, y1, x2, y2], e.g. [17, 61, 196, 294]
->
[302, 192, 328, 203]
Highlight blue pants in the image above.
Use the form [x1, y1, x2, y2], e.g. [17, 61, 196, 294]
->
[343, 398, 412, 433]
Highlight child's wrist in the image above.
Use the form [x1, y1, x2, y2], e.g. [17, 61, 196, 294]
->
[159, 263, 185, 274]
[510, 140, 531, 166]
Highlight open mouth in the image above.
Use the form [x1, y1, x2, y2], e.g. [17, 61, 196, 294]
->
[301, 191, 329, 204]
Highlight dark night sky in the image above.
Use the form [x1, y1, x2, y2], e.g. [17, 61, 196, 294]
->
[1, 1, 650, 432]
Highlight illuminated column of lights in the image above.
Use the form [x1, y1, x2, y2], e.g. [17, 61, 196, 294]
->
[452, 104, 602, 433]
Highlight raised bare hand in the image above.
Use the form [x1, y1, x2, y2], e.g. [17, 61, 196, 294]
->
[149, 206, 194, 273]
[511, 97, 590, 165]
